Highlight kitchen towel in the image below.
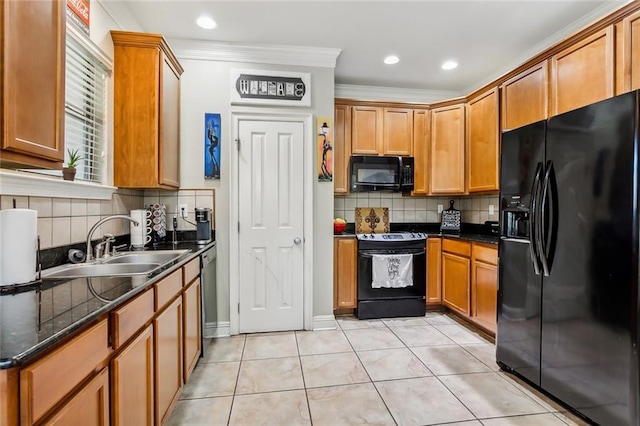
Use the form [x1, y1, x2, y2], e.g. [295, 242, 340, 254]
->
[0, 208, 38, 286]
[371, 254, 413, 288]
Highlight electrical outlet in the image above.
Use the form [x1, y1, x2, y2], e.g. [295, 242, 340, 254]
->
[489, 205, 495, 215]
[437, 204, 443, 214]
[179, 204, 188, 219]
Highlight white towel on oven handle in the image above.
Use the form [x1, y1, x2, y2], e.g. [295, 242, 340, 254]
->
[371, 254, 414, 288]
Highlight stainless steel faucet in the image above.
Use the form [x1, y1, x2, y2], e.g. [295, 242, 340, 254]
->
[86, 215, 139, 261]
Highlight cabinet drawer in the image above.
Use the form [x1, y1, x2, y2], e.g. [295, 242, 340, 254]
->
[20, 319, 110, 424]
[442, 239, 471, 257]
[473, 243, 497, 265]
[111, 288, 154, 349]
[155, 269, 183, 311]
[182, 257, 200, 286]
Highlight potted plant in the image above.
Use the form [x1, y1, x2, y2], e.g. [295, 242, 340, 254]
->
[62, 148, 82, 181]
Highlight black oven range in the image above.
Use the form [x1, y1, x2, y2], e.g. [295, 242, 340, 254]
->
[356, 232, 427, 320]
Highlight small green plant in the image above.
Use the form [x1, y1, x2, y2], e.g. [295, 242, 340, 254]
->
[66, 148, 83, 168]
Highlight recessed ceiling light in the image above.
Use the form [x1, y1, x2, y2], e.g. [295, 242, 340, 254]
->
[196, 16, 217, 29]
[384, 55, 400, 65]
[442, 60, 458, 70]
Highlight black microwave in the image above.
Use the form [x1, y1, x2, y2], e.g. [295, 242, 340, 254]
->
[350, 155, 414, 192]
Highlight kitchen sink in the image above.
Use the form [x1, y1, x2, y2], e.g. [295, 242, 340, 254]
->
[41, 250, 190, 279]
[42, 263, 163, 279]
[103, 250, 190, 265]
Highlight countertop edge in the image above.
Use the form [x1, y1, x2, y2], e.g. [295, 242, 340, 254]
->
[0, 241, 216, 369]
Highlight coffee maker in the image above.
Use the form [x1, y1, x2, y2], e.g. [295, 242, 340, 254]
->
[195, 208, 212, 244]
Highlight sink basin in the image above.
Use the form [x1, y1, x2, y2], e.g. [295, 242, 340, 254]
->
[103, 250, 190, 265]
[42, 263, 163, 279]
[41, 250, 191, 279]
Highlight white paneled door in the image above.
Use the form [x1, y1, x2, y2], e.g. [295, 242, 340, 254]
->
[237, 119, 305, 333]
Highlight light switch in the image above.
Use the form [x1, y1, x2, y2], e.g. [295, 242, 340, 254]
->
[437, 204, 443, 214]
[489, 205, 495, 215]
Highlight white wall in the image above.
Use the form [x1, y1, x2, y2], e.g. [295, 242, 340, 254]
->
[177, 58, 335, 328]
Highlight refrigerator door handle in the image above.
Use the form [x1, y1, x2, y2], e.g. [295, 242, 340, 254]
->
[537, 160, 553, 276]
[528, 162, 543, 276]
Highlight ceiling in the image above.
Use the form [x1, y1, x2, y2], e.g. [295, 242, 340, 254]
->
[120, 1, 629, 95]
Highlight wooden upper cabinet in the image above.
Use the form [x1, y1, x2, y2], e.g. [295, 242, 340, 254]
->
[501, 61, 549, 131]
[412, 109, 430, 195]
[430, 103, 465, 194]
[334, 104, 352, 194]
[618, 10, 640, 93]
[351, 106, 382, 155]
[334, 237, 357, 309]
[550, 26, 615, 116]
[110, 31, 184, 189]
[351, 105, 413, 156]
[382, 108, 413, 156]
[1, 0, 65, 168]
[466, 88, 499, 193]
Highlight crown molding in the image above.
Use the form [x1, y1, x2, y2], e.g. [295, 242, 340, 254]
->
[464, 0, 633, 94]
[168, 38, 341, 69]
[94, 0, 144, 32]
[335, 84, 460, 104]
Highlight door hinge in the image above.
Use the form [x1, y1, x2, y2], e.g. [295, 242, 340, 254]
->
[237, 222, 240, 232]
[235, 138, 240, 151]
[238, 303, 240, 314]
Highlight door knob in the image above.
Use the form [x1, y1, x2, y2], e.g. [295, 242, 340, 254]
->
[294, 237, 302, 245]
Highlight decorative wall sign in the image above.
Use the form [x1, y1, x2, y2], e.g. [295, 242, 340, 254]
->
[317, 118, 333, 182]
[204, 113, 221, 179]
[66, 0, 90, 35]
[230, 69, 311, 107]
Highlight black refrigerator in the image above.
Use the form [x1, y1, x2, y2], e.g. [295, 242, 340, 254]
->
[497, 91, 639, 426]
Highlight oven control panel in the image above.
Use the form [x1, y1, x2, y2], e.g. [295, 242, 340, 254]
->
[356, 232, 427, 241]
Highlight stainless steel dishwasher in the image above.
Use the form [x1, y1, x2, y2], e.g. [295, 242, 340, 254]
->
[200, 244, 216, 356]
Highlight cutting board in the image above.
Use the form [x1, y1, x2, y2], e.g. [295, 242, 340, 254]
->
[355, 207, 390, 233]
[440, 200, 461, 233]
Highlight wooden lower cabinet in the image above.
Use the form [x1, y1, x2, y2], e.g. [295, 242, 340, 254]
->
[183, 279, 202, 383]
[471, 243, 498, 333]
[334, 237, 358, 309]
[442, 252, 471, 315]
[111, 325, 154, 426]
[426, 238, 442, 304]
[44, 368, 110, 426]
[20, 319, 110, 425]
[154, 296, 183, 424]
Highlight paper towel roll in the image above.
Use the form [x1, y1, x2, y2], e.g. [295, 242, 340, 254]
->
[0, 209, 38, 286]
[130, 209, 148, 248]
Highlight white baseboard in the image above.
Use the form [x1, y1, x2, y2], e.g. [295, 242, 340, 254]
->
[204, 321, 230, 338]
[312, 315, 337, 331]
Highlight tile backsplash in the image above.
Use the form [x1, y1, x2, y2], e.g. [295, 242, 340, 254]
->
[0, 188, 215, 250]
[334, 193, 500, 225]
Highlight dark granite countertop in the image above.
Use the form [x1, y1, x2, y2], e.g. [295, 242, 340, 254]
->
[0, 240, 215, 369]
[335, 222, 498, 245]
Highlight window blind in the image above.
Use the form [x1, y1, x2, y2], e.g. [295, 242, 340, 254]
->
[64, 34, 108, 183]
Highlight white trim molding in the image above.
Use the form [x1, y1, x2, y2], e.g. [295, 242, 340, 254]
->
[312, 315, 337, 331]
[335, 84, 460, 104]
[204, 321, 231, 338]
[0, 170, 116, 200]
[169, 38, 341, 69]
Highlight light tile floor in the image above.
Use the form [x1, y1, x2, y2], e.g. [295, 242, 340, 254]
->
[167, 313, 588, 426]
